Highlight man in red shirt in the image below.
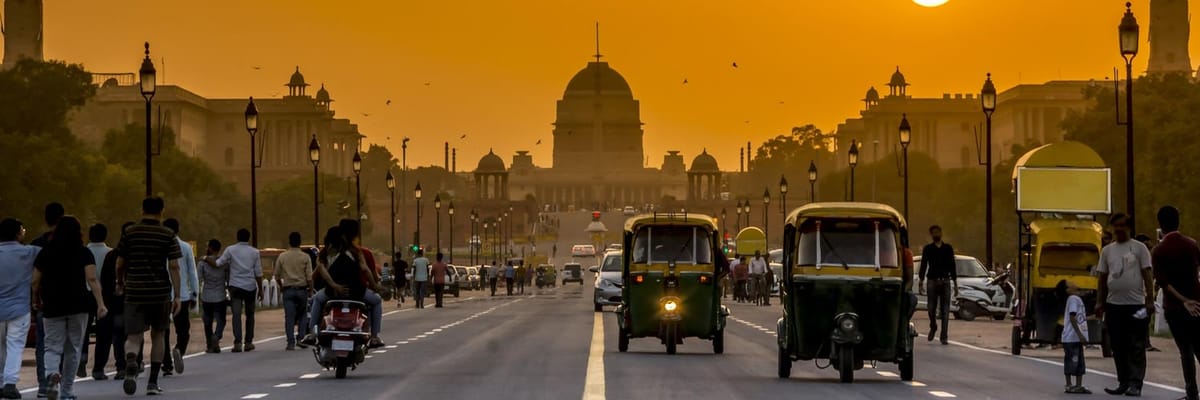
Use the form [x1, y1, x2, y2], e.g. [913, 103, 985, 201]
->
[430, 253, 448, 308]
[1151, 206, 1200, 400]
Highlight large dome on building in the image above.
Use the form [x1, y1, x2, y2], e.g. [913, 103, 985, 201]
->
[563, 62, 632, 97]
[889, 67, 908, 87]
[288, 66, 308, 87]
[689, 149, 720, 172]
[315, 84, 331, 102]
[475, 150, 506, 172]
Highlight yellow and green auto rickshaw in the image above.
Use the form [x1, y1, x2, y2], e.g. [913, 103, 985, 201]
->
[778, 203, 915, 383]
[615, 212, 730, 355]
[535, 264, 557, 288]
[1010, 141, 1111, 356]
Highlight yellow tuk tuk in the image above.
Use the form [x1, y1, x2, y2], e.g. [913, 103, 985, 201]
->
[1010, 141, 1111, 356]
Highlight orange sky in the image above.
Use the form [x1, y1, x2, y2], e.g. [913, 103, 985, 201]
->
[27, 0, 1191, 169]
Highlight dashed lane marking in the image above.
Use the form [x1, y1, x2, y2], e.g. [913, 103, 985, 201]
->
[299, 373, 321, 379]
[374, 350, 387, 353]
[273, 383, 296, 388]
[241, 394, 269, 399]
[876, 371, 898, 378]
[929, 391, 956, 398]
[386, 345, 398, 349]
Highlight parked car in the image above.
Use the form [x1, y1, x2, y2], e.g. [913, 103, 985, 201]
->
[591, 250, 623, 312]
[622, 206, 636, 216]
[457, 266, 481, 290]
[912, 254, 992, 315]
[572, 244, 596, 257]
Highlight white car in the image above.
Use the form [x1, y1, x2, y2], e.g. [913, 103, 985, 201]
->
[572, 244, 597, 257]
[913, 254, 992, 312]
[592, 250, 623, 312]
[623, 206, 636, 216]
[458, 266, 481, 290]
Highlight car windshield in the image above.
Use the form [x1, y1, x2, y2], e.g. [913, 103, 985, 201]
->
[601, 255, 622, 272]
[455, 267, 467, 274]
[796, 219, 899, 268]
[956, 258, 990, 277]
[631, 225, 713, 264]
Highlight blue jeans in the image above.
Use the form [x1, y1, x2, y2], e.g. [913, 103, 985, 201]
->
[282, 288, 310, 346]
[43, 313, 88, 398]
[414, 281, 427, 308]
[0, 313, 30, 385]
[308, 289, 382, 336]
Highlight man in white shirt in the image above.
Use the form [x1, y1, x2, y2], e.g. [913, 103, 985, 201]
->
[161, 219, 197, 375]
[411, 250, 430, 309]
[1094, 213, 1154, 396]
[84, 225, 111, 380]
[215, 229, 262, 353]
[749, 251, 769, 306]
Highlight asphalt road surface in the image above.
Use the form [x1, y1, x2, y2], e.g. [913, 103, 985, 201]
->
[50, 212, 1186, 400]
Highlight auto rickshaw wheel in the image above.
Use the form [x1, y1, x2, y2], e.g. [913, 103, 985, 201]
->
[712, 328, 724, 354]
[618, 328, 629, 353]
[777, 345, 791, 378]
[1010, 326, 1022, 356]
[899, 351, 914, 381]
[837, 346, 854, 383]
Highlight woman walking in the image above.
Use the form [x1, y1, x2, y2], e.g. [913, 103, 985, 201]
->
[32, 216, 106, 400]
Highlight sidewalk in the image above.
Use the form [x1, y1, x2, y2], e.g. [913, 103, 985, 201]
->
[914, 313, 1188, 391]
[17, 306, 292, 392]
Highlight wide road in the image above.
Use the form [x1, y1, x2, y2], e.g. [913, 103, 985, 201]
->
[55, 212, 1184, 400]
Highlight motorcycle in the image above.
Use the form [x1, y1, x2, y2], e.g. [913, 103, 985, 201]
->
[954, 266, 1016, 322]
[312, 300, 370, 378]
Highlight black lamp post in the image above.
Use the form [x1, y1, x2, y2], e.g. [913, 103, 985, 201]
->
[435, 194, 442, 255]
[482, 221, 490, 262]
[508, 204, 514, 257]
[414, 182, 423, 251]
[244, 97, 260, 247]
[848, 140, 860, 201]
[352, 151, 362, 220]
[502, 210, 509, 258]
[469, 210, 477, 264]
[743, 201, 751, 228]
[779, 175, 789, 215]
[981, 74, 997, 265]
[1119, 2, 1139, 232]
[139, 42, 156, 197]
[386, 170, 396, 257]
[762, 187, 770, 245]
[808, 161, 818, 203]
[448, 201, 455, 263]
[309, 135, 321, 246]
[497, 216, 504, 260]
[899, 114, 911, 220]
[734, 200, 742, 232]
[401, 138, 410, 253]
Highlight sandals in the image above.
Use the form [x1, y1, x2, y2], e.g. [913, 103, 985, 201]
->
[1065, 385, 1092, 394]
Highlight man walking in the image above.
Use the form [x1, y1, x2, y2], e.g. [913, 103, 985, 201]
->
[412, 250, 430, 309]
[0, 218, 38, 399]
[504, 261, 515, 296]
[749, 251, 769, 306]
[85, 224, 112, 381]
[489, 261, 499, 296]
[275, 232, 312, 351]
[115, 197, 183, 395]
[30, 202, 63, 398]
[431, 253, 448, 308]
[161, 218, 196, 376]
[97, 222, 133, 380]
[919, 225, 957, 345]
[1095, 213, 1154, 397]
[392, 253, 407, 307]
[198, 240, 227, 354]
[216, 229, 262, 353]
[1151, 206, 1200, 400]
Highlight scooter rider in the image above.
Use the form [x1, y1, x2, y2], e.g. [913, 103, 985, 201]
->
[301, 226, 384, 348]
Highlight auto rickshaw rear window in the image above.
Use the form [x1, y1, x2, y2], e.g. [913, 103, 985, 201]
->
[631, 226, 712, 265]
[795, 219, 899, 268]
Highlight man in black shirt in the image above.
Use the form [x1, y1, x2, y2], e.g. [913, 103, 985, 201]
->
[115, 198, 182, 396]
[919, 225, 957, 345]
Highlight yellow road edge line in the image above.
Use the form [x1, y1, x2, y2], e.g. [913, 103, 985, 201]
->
[582, 312, 606, 400]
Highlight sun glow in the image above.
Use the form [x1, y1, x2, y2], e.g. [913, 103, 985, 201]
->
[913, 0, 949, 7]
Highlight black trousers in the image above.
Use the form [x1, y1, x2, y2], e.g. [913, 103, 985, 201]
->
[433, 284, 445, 307]
[230, 288, 257, 344]
[1105, 303, 1148, 389]
[201, 301, 227, 345]
[926, 278, 951, 342]
[92, 310, 125, 373]
[490, 278, 498, 296]
[506, 278, 514, 296]
[1166, 309, 1200, 398]
[162, 300, 193, 371]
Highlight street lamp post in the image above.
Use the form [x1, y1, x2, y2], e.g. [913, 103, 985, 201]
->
[762, 188, 770, 246]
[981, 74, 998, 266]
[483, 222, 490, 262]
[448, 201, 455, 263]
[386, 171, 396, 258]
[352, 151, 362, 220]
[401, 139, 409, 251]
[848, 140, 860, 201]
[415, 182, 423, 251]
[899, 114, 912, 221]
[435, 194, 443, 255]
[469, 210, 477, 264]
[735, 200, 742, 232]
[779, 175, 789, 215]
[1119, 2, 1140, 232]
[743, 201, 751, 228]
[245, 98, 260, 247]
[139, 42, 156, 197]
[808, 161, 818, 203]
[309, 135, 321, 246]
[497, 216, 504, 260]
[503, 210, 510, 258]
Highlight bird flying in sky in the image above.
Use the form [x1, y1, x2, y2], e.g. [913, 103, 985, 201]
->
[732, 62, 738, 68]
[386, 100, 392, 105]
[682, 78, 688, 84]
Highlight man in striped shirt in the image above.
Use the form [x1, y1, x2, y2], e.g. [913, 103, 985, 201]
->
[115, 197, 182, 396]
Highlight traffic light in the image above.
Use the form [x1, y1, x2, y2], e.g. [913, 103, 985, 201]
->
[591, 211, 601, 221]
[410, 244, 420, 253]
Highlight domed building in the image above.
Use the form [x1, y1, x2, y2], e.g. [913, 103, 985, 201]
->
[552, 57, 644, 171]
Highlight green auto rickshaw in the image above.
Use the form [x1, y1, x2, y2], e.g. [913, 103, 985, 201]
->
[777, 202, 916, 383]
[614, 212, 730, 355]
[535, 264, 557, 288]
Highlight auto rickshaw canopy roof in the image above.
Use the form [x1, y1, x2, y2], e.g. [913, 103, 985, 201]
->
[623, 212, 718, 232]
[734, 227, 766, 256]
[785, 202, 906, 228]
[1029, 219, 1103, 243]
[1010, 141, 1106, 181]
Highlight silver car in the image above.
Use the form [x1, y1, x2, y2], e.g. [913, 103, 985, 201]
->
[592, 251, 623, 312]
[913, 254, 992, 312]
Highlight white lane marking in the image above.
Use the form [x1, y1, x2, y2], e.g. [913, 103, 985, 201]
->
[876, 371, 898, 377]
[582, 312, 606, 400]
[299, 373, 321, 379]
[416, 334, 428, 338]
[433, 328, 443, 332]
[273, 383, 296, 388]
[923, 334, 1186, 394]
[386, 345, 398, 349]
[375, 350, 387, 353]
[365, 355, 374, 359]
[423, 331, 436, 335]
[399, 341, 410, 344]
[905, 381, 927, 387]
[929, 391, 956, 398]
[242, 394, 270, 399]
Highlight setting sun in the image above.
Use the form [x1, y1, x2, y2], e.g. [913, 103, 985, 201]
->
[913, 0, 949, 7]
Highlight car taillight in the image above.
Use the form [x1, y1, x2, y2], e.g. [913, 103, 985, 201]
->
[699, 275, 711, 285]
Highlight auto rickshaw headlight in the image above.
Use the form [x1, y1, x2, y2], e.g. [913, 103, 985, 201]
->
[838, 316, 857, 333]
[664, 300, 678, 312]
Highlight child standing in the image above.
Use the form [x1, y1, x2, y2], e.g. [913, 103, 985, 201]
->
[1058, 279, 1091, 394]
